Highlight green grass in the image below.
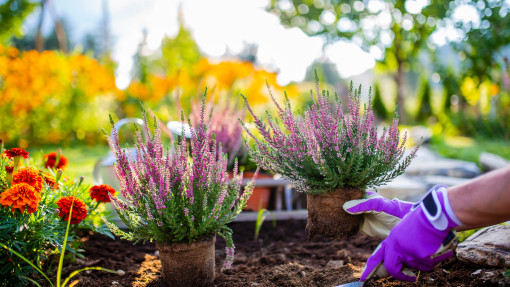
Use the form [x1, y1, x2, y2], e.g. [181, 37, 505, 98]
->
[27, 145, 111, 185]
[429, 135, 510, 164]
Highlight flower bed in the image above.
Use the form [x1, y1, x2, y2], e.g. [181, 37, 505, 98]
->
[56, 220, 507, 286]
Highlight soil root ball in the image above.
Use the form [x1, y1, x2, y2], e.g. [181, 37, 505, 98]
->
[306, 188, 363, 241]
[156, 234, 216, 287]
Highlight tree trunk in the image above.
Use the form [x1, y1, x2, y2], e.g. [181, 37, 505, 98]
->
[395, 60, 406, 123]
[35, 0, 45, 52]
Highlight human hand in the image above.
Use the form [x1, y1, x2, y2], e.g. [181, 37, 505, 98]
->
[360, 185, 461, 282]
[343, 191, 413, 239]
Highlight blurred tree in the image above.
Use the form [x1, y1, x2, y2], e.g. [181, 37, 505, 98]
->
[416, 75, 432, 122]
[372, 81, 389, 120]
[12, 18, 73, 51]
[304, 57, 342, 86]
[151, 13, 202, 76]
[451, 0, 510, 83]
[268, 0, 451, 123]
[0, 0, 38, 44]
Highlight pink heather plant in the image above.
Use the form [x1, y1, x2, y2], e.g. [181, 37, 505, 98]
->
[189, 96, 247, 171]
[103, 91, 258, 269]
[240, 78, 420, 194]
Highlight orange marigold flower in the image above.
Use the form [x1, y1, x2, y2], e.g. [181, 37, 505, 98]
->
[0, 183, 40, 214]
[57, 196, 87, 224]
[44, 152, 68, 170]
[43, 152, 68, 170]
[4, 148, 29, 159]
[42, 173, 58, 190]
[89, 184, 116, 203]
[13, 167, 44, 193]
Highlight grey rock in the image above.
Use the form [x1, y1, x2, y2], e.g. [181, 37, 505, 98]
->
[422, 175, 470, 189]
[479, 152, 509, 172]
[326, 260, 345, 268]
[371, 175, 428, 202]
[410, 126, 433, 144]
[456, 225, 510, 268]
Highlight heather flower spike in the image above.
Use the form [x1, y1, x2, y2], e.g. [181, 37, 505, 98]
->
[103, 88, 258, 269]
[241, 75, 421, 194]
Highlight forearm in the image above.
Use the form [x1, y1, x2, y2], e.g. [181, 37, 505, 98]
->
[448, 165, 510, 230]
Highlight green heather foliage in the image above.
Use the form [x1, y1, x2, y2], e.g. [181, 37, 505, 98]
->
[103, 93, 257, 269]
[241, 78, 420, 194]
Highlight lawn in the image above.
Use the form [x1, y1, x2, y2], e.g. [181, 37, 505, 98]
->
[28, 145, 111, 185]
[429, 135, 510, 164]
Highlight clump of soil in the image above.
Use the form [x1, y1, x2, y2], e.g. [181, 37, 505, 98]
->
[47, 220, 508, 287]
[306, 188, 363, 240]
[156, 234, 215, 287]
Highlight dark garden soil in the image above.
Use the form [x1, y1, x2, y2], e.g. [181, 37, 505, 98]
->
[56, 220, 508, 287]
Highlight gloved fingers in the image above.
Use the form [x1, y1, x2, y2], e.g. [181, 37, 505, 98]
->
[343, 194, 384, 215]
[431, 250, 454, 265]
[366, 191, 377, 196]
[384, 250, 417, 282]
[360, 243, 386, 281]
[358, 214, 399, 239]
[407, 260, 436, 272]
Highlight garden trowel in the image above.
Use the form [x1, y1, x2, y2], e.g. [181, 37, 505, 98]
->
[335, 230, 456, 287]
[334, 264, 416, 287]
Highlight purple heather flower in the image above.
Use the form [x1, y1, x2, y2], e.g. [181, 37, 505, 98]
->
[105, 92, 258, 271]
[241, 78, 420, 193]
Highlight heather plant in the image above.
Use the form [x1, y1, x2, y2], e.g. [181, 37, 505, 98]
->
[240, 78, 420, 194]
[189, 94, 247, 171]
[102, 93, 257, 269]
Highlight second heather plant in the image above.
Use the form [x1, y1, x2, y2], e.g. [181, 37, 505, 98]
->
[241, 79, 420, 194]
[241, 77, 420, 239]
[103, 92, 257, 278]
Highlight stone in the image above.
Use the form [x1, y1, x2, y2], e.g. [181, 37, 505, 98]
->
[405, 158, 480, 178]
[111, 282, 119, 286]
[456, 225, 510, 268]
[422, 175, 469, 189]
[479, 152, 509, 172]
[472, 269, 482, 276]
[373, 175, 428, 202]
[410, 126, 433, 144]
[326, 260, 345, 268]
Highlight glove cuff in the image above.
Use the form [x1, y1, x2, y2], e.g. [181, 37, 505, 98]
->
[413, 185, 463, 231]
[437, 186, 463, 227]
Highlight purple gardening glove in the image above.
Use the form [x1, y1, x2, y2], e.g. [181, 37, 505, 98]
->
[343, 191, 413, 239]
[360, 185, 462, 282]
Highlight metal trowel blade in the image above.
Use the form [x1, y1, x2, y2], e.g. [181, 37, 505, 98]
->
[334, 281, 363, 287]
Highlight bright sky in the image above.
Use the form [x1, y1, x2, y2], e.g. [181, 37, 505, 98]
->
[23, 0, 376, 89]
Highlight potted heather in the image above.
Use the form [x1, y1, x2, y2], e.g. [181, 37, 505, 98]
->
[189, 95, 271, 211]
[102, 95, 257, 287]
[241, 78, 420, 240]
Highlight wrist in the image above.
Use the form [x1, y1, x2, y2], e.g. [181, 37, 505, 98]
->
[413, 185, 463, 231]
